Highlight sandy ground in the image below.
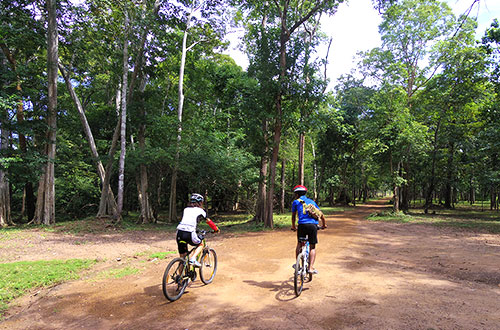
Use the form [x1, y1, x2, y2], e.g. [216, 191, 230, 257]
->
[1, 200, 499, 330]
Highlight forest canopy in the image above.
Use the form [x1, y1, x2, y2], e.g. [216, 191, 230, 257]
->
[0, 0, 499, 227]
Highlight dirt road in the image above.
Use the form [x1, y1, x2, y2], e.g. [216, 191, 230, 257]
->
[2, 200, 500, 329]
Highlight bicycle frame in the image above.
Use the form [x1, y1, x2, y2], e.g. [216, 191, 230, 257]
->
[298, 239, 310, 275]
[294, 237, 312, 297]
[163, 232, 218, 302]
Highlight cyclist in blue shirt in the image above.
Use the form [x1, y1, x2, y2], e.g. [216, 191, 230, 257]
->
[291, 185, 327, 274]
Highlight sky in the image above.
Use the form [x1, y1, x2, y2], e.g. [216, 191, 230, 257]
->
[223, 0, 500, 90]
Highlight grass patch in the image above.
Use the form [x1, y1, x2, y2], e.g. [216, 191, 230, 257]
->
[94, 266, 140, 280]
[0, 228, 30, 242]
[368, 208, 500, 233]
[148, 251, 176, 259]
[0, 259, 97, 315]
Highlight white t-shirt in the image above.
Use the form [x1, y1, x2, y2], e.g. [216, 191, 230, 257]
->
[176, 206, 206, 232]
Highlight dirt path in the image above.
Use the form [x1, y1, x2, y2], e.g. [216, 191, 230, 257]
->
[2, 201, 500, 329]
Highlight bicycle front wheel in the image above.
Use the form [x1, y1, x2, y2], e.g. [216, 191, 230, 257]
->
[162, 258, 188, 301]
[200, 248, 217, 284]
[294, 253, 305, 296]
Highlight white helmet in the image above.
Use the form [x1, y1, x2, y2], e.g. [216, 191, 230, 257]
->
[190, 193, 204, 203]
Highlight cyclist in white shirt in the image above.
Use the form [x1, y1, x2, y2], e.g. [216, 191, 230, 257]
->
[176, 193, 219, 267]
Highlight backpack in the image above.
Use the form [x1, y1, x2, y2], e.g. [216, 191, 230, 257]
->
[298, 198, 323, 220]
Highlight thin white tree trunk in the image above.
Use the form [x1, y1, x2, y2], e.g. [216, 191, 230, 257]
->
[59, 64, 118, 217]
[169, 2, 197, 222]
[117, 10, 129, 217]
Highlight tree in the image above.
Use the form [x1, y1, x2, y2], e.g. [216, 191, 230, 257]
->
[34, 0, 58, 225]
[236, 0, 344, 227]
[0, 1, 45, 222]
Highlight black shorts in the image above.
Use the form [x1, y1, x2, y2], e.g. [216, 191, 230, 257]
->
[176, 230, 200, 254]
[297, 223, 318, 245]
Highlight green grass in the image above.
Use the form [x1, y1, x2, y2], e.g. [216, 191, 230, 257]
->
[93, 266, 140, 280]
[0, 259, 97, 315]
[148, 251, 176, 259]
[368, 208, 500, 233]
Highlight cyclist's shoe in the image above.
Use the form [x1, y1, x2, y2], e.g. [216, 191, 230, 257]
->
[308, 268, 318, 274]
[189, 259, 202, 268]
[292, 264, 296, 270]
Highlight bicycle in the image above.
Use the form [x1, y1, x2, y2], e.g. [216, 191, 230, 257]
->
[162, 230, 217, 302]
[294, 235, 313, 297]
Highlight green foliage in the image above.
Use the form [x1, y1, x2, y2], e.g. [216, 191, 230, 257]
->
[0, 259, 97, 314]
[368, 208, 500, 233]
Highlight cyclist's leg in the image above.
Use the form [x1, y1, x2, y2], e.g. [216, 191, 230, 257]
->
[296, 224, 307, 258]
[176, 230, 189, 258]
[189, 231, 203, 265]
[307, 224, 318, 272]
[309, 243, 317, 271]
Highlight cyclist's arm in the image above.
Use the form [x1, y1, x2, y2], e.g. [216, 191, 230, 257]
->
[206, 218, 219, 232]
[320, 213, 327, 229]
[291, 211, 297, 230]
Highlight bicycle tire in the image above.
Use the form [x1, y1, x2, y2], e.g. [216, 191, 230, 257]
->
[162, 258, 188, 301]
[200, 248, 217, 284]
[294, 253, 305, 296]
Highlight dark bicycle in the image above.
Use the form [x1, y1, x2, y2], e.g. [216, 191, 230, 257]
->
[162, 230, 217, 302]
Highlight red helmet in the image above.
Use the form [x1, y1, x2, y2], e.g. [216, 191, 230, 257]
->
[293, 185, 307, 192]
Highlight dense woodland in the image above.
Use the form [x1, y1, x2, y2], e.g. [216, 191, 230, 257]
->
[0, 0, 499, 228]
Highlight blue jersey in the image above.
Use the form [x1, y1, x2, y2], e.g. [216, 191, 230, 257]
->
[292, 195, 320, 225]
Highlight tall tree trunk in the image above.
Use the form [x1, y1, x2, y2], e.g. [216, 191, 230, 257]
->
[424, 120, 441, 213]
[117, 10, 129, 218]
[0, 118, 12, 226]
[34, 0, 58, 225]
[264, 0, 329, 227]
[59, 64, 118, 217]
[254, 120, 269, 223]
[169, 3, 197, 222]
[98, 117, 121, 219]
[444, 141, 454, 209]
[400, 159, 410, 212]
[137, 79, 154, 224]
[391, 153, 400, 213]
[310, 136, 318, 201]
[280, 158, 286, 213]
[298, 132, 305, 185]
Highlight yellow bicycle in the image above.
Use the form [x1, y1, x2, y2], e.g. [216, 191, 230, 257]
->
[162, 231, 217, 301]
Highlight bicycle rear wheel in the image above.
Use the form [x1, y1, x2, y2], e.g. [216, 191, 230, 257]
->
[162, 258, 188, 301]
[200, 248, 217, 284]
[294, 253, 305, 296]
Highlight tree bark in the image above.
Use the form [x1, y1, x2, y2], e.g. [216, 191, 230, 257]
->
[444, 141, 454, 209]
[137, 79, 154, 223]
[424, 120, 441, 213]
[0, 118, 12, 227]
[298, 132, 305, 185]
[59, 64, 118, 217]
[34, 0, 58, 225]
[117, 10, 129, 218]
[280, 158, 286, 213]
[310, 136, 318, 201]
[254, 120, 269, 223]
